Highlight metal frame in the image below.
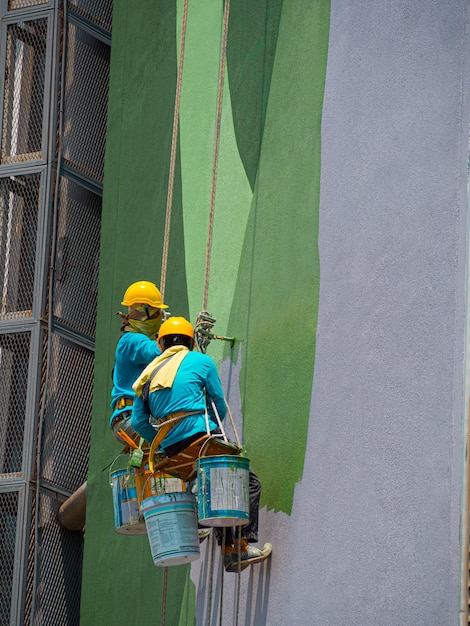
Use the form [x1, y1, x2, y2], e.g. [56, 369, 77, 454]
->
[0, 3, 59, 625]
[0, 0, 110, 622]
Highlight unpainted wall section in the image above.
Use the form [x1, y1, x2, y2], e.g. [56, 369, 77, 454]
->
[288, 2, 467, 625]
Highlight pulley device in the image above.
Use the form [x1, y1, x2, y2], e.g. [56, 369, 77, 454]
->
[194, 311, 235, 354]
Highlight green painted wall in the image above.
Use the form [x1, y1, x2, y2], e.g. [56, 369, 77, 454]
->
[81, 0, 329, 622]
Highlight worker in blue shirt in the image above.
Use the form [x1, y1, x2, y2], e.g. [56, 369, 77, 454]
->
[132, 316, 272, 571]
[109, 280, 168, 446]
[131, 316, 225, 452]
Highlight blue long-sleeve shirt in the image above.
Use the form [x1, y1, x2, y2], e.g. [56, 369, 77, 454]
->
[131, 350, 226, 448]
[110, 332, 161, 424]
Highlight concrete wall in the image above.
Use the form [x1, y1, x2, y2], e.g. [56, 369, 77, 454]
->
[81, 1, 470, 624]
[285, 2, 469, 624]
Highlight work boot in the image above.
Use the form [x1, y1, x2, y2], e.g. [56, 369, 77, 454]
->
[225, 542, 272, 573]
[198, 528, 211, 543]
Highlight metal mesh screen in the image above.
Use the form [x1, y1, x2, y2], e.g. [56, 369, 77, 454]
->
[0, 490, 19, 625]
[29, 492, 83, 626]
[0, 1, 110, 622]
[0, 332, 30, 476]
[40, 333, 93, 490]
[53, 177, 100, 337]
[8, 0, 48, 9]
[0, 173, 40, 319]
[68, 0, 113, 33]
[22, 488, 36, 626]
[1, 18, 47, 165]
[62, 21, 110, 182]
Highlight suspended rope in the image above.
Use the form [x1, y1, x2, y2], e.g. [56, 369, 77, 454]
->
[202, 0, 231, 311]
[160, 0, 189, 299]
[154, 6, 240, 620]
[234, 525, 242, 626]
[161, 566, 169, 626]
[218, 528, 226, 626]
[206, 531, 217, 626]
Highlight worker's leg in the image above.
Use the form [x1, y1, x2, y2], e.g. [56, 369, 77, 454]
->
[214, 469, 260, 547]
[241, 470, 261, 542]
[111, 410, 137, 444]
[162, 432, 206, 457]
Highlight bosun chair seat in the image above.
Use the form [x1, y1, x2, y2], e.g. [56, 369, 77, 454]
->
[148, 417, 241, 482]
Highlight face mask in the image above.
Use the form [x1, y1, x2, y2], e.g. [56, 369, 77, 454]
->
[127, 317, 162, 339]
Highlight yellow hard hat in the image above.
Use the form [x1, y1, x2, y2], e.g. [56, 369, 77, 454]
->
[158, 317, 194, 346]
[121, 281, 168, 308]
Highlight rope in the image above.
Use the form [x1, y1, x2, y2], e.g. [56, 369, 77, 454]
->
[234, 525, 242, 625]
[218, 527, 226, 626]
[161, 566, 168, 626]
[160, 0, 189, 298]
[223, 400, 241, 448]
[206, 530, 216, 626]
[202, 0, 231, 311]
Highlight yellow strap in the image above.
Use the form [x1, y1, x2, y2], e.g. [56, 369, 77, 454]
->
[117, 429, 138, 450]
[148, 416, 187, 473]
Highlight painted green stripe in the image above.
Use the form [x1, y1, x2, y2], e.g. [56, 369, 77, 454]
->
[227, 0, 330, 514]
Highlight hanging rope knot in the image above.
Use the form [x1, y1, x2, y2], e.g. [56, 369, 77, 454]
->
[194, 311, 236, 353]
[194, 311, 216, 353]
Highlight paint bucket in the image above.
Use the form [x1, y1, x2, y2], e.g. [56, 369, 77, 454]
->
[196, 455, 250, 527]
[110, 469, 146, 535]
[134, 461, 186, 508]
[141, 492, 200, 566]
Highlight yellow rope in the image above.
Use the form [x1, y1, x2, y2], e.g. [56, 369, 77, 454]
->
[202, 0, 231, 311]
[160, 0, 189, 299]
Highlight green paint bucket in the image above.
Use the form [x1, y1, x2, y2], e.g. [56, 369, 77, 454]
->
[196, 455, 250, 527]
[110, 469, 146, 535]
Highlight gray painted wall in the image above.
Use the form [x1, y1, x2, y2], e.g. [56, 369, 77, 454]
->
[186, 0, 469, 626]
[191, 2, 470, 625]
[291, 2, 468, 624]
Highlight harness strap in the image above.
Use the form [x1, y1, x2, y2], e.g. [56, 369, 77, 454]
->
[114, 397, 133, 410]
[156, 409, 201, 425]
[142, 352, 180, 411]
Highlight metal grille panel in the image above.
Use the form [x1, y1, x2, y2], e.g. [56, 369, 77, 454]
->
[30, 492, 82, 626]
[0, 1, 110, 622]
[0, 490, 19, 625]
[69, 0, 113, 33]
[0, 332, 30, 476]
[8, 0, 48, 9]
[53, 177, 100, 337]
[1, 19, 48, 165]
[22, 488, 36, 626]
[40, 333, 93, 490]
[62, 22, 110, 182]
[0, 173, 40, 319]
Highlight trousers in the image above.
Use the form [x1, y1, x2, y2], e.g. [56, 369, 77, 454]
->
[214, 470, 261, 545]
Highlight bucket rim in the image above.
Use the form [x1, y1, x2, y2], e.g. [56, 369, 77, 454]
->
[196, 454, 250, 464]
[141, 491, 196, 509]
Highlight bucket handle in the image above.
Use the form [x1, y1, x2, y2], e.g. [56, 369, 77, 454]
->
[206, 400, 241, 448]
[108, 452, 130, 487]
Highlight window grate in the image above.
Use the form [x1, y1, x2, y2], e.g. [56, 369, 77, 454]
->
[0, 332, 30, 476]
[1, 19, 47, 165]
[0, 490, 19, 625]
[0, 173, 40, 319]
